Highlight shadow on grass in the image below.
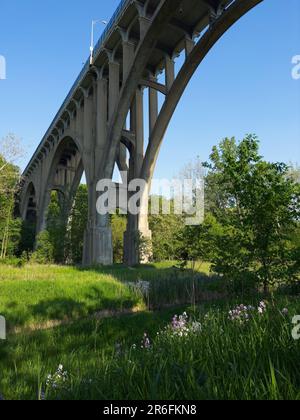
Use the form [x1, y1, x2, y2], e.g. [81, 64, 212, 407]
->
[75, 264, 224, 309]
[3, 287, 141, 332]
[0, 306, 190, 400]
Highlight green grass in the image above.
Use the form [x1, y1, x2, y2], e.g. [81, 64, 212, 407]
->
[0, 265, 144, 330]
[0, 296, 299, 400]
[0, 262, 216, 330]
[1, 262, 298, 400]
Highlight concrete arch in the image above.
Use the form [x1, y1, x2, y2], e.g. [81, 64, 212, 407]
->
[141, 0, 264, 183]
[20, 0, 267, 267]
[104, 0, 263, 181]
[101, 0, 263, 265]
[37, 136, 85, 234]
[103, 0, 184, 179]
[22, 181, 37, 222]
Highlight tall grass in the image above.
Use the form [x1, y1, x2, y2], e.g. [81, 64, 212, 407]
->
[0, 297, 299, 400]
[0, 265, 144, 330]
[0, 263, 217, 330]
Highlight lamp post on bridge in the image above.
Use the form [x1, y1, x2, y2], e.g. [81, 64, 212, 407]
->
[90, 19, 108, 65]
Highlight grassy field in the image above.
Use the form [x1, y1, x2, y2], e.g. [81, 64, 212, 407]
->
[0, 262, 215, 331]
[0, 263, 299, 400]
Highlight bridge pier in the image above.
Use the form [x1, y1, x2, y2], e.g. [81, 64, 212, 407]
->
[83, 224, 113, 266]
[124, 213, 152, 266]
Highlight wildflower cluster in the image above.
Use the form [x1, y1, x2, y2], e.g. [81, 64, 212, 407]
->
[141, 333, 151, 349]
[228, 301, 268, 324]
[159, 312, 202, 339]
[170, 312, 190, 337]
[258, 301, 267, 315]
[46, 364, 69, 391]
[228, 304, 254, 323]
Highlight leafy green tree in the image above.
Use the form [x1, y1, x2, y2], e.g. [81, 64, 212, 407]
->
[46, 191, 69, 263]
[288, 163, 300, 184]
[178, 136, 300, 293]
[0, 154, 21, 259]
[18, 220, 36, 256]
[69, 185, 88, 263]
[111, 213, 127, 263]
[31, 230, 54, 264]
[149, 197, 184, 262]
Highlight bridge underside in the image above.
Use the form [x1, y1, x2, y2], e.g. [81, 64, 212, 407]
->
[19, 0, 263, 266]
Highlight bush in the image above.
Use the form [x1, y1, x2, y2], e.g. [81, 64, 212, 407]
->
[0, 257, 24, 267]
[30, 231, 54, 264]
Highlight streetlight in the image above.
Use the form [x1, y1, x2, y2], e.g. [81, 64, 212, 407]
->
[90, 19, 108, 65]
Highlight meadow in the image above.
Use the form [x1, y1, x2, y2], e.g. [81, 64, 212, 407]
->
[0, 262, 299, 400]
[0, 262, 214, 331]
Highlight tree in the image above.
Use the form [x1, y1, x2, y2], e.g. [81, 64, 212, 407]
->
[69, 185, 88, 264]
[288, 163, 300, 184]
[179, 136, 300, 293]
[0, 133, 23, 175]
[149, 197, 184, 262]
[111, 214, 127, 263]
[31, 231, 54, 264]
[46, 191, 69, 263]
[0, 134, 24, 259]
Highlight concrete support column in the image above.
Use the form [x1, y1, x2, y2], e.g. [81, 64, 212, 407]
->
[123, 194, 152, 266]
[185, 36, 195, 59]
[75, 103, 84, 142]
[165, 56, 175, 92]
[82, 76, 114, 266]
[124, 87, 152, 266]
[134, 87, 144, 175]
[83, 91, 95, 205]
[139, 17, 151, 39]
[83, 196, 113, 266]
[122, 41, 135, 82]
[108, 60, 120, 120]
[96, 77, 108, 152]
[149, 82, 158, 134]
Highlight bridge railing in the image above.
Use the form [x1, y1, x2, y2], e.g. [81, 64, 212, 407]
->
[23, 0, 133, 178]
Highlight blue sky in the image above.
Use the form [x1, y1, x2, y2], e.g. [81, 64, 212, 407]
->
[0, 0, 299, 180]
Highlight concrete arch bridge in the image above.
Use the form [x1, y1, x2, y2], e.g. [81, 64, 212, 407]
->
[19, 0, 263, 266]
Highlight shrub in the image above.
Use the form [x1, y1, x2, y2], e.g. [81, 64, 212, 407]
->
[30, 231, 54, 264]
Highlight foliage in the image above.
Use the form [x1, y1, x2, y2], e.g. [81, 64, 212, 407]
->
[149, 196, 185, 261]
[288, 163, 300, 184]
[18, 220, 36, 256]
[0, 133, 23, 170]
[69, 185, 88, 264]
[0, 147, 21, 259]
[111, 213, 127, 263]
[0, 295, 299, 400]
[31, 231, 54, 264]
[177, 136, 300, 292]
[46, 191, 70, 263]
